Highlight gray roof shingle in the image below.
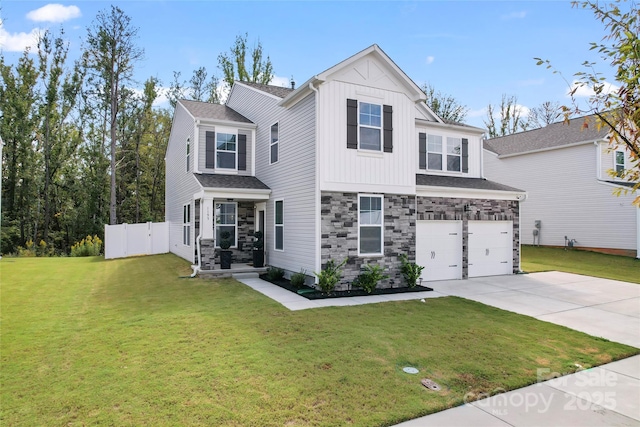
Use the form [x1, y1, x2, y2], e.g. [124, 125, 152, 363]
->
[194, 174, 270, 190]
[484, 114, 610, 156]
[238, 81, 294, 98]
[179, 100, 253, 123]
[416, 174, 524, 192]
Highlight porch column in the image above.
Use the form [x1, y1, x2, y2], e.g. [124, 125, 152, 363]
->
[202, 197, 214, 240]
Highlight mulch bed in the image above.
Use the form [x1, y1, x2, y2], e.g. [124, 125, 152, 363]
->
[260, 275, 433, 300]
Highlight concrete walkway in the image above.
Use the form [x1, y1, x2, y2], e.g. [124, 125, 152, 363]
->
[237, 271, 640, 426]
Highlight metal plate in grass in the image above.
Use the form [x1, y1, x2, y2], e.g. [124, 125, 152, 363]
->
[421, 378, 441, 391]
[402, 367, 419, 374]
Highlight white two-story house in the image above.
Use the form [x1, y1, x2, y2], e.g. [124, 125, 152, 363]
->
[166, 45, 525, 288]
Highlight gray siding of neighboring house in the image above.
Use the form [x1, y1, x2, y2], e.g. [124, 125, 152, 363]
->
[484, 143, 638, 252]
[227, 84, 317, 276]
[166, 103, 201, 263]
[197, 125, 253, 175]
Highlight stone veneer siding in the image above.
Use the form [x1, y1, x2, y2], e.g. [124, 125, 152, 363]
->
[320, 192, 416, 291]
[199, 201, 256, 269]
[416, 196, 520, 278]
[319, 192, 520, 288]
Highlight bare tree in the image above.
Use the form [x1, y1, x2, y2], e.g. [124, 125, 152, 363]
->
[484, 94, 530, 137]
[528, 101, 563, 128]
[420, 83, 469, 123]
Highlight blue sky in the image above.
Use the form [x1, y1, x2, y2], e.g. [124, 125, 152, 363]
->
[0, 1, 617, 128]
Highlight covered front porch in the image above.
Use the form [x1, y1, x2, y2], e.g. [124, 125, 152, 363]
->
[193, 174, 271, 272]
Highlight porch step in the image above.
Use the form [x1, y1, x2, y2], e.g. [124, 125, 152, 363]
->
[232, 272, 260, 279]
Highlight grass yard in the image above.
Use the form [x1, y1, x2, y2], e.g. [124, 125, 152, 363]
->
[522, 245, 640, 284]
[2, 255, 637, 426]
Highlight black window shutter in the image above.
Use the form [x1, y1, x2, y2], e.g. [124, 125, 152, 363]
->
[205, 131, 215, 169]
[383, 105, 393, 153]
[419, 133, 427, 169]
[238, 134, 247, 171]
[346, 99, 358, 149]
[462, 138, 469, 173]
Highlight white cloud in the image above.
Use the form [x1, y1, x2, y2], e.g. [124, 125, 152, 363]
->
[27, 4, 81, 23]
[569, 80, 620, 98]
[501, 11, 527, 20]
[425, 56, 435, 65]
[271, 75, 294, 89]
[0, 26, 41, 52]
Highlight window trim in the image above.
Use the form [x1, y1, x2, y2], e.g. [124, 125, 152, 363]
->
[215, 131, 238, 171]
[270, 122, 279, 165]
[274, 199, 284, 251]
[214, 201, 238, 249]
[358, 101, 382, 152]
[183, 203, 191, 246]
[358, 194, 384, 257]
[426, 134, 443, 171]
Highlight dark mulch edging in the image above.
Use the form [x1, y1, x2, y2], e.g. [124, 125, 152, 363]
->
[259, 275, 433, 300]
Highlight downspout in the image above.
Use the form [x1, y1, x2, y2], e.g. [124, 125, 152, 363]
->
[191, 199, 203, 277]
[309, 81, 321, 279]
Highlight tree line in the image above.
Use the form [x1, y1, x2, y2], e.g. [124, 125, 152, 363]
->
[0, 6, 273, 255]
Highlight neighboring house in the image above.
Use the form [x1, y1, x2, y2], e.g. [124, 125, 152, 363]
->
[166, 45, 525, 289]
[483, 115, 639, 258]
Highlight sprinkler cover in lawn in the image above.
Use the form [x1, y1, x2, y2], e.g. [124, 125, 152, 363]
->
[402, 367, 419, 374]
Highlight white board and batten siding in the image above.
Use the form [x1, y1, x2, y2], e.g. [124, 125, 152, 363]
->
[227, 83, 317, 276]
[166, 103, 201, 263]
[484, 143, 638, 253]
[316, 77, 417, 196]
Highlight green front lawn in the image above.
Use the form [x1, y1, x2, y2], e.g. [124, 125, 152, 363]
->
[522, 245, 640, 284]
[2, 255, 637, 426]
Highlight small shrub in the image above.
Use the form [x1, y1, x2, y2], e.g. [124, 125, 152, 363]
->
[399, 254, 425, 288]
[70, 235, 103, 257]
[219, 231, 232, 250]
[17, 239, 37, 257]
[353, 263, 389, 294]
[314, 258, 347, 293]
[252, 231, 264, 250]
[290, 270, 307, 288]
[266, 266, 285, 281]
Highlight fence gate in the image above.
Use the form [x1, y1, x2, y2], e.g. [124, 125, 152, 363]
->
[104, 222, 169, 260]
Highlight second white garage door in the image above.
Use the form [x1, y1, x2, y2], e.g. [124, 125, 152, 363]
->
[416, 220, 462, 282]
[468, 221, 513, 278]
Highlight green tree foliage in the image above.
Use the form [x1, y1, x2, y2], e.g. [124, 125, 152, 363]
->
[420, 83, 469, 123]
[168, 67, 220, 108]
[536, 0, 639, 205]
[83, 5, 144, 225]
[218, 33, 274, 90]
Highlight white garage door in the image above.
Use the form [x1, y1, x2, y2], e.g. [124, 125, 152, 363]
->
[468, 221, 513, 278]
[416, 220, 462, 282]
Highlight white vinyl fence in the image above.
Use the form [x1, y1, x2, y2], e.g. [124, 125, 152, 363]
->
[104, 222, 169, 260]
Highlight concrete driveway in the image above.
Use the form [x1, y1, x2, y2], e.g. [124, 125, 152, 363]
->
[396, 271, 640, 426]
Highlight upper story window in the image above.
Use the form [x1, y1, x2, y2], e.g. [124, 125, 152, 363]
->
[446, 137, 462, 172]
[419, 133, 468, 173]
[186, 138, 191, 172]
[359, 102, 382, 151]
[347, 99, 393, 153]
[427, 135, 443, 170]
[358, 194, 383, 256]
[615, 150, 625, 177]
[270, 123, 279, 164]
[216, 133, 237, 169]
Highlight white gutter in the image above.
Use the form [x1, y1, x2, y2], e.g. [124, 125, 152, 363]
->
[309, 81, 321, 279]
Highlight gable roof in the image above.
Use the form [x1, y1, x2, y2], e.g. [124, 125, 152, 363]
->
[484, 114, 610, 157]
[194, 173, 270, 190]
[179, 99, 253, 123]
